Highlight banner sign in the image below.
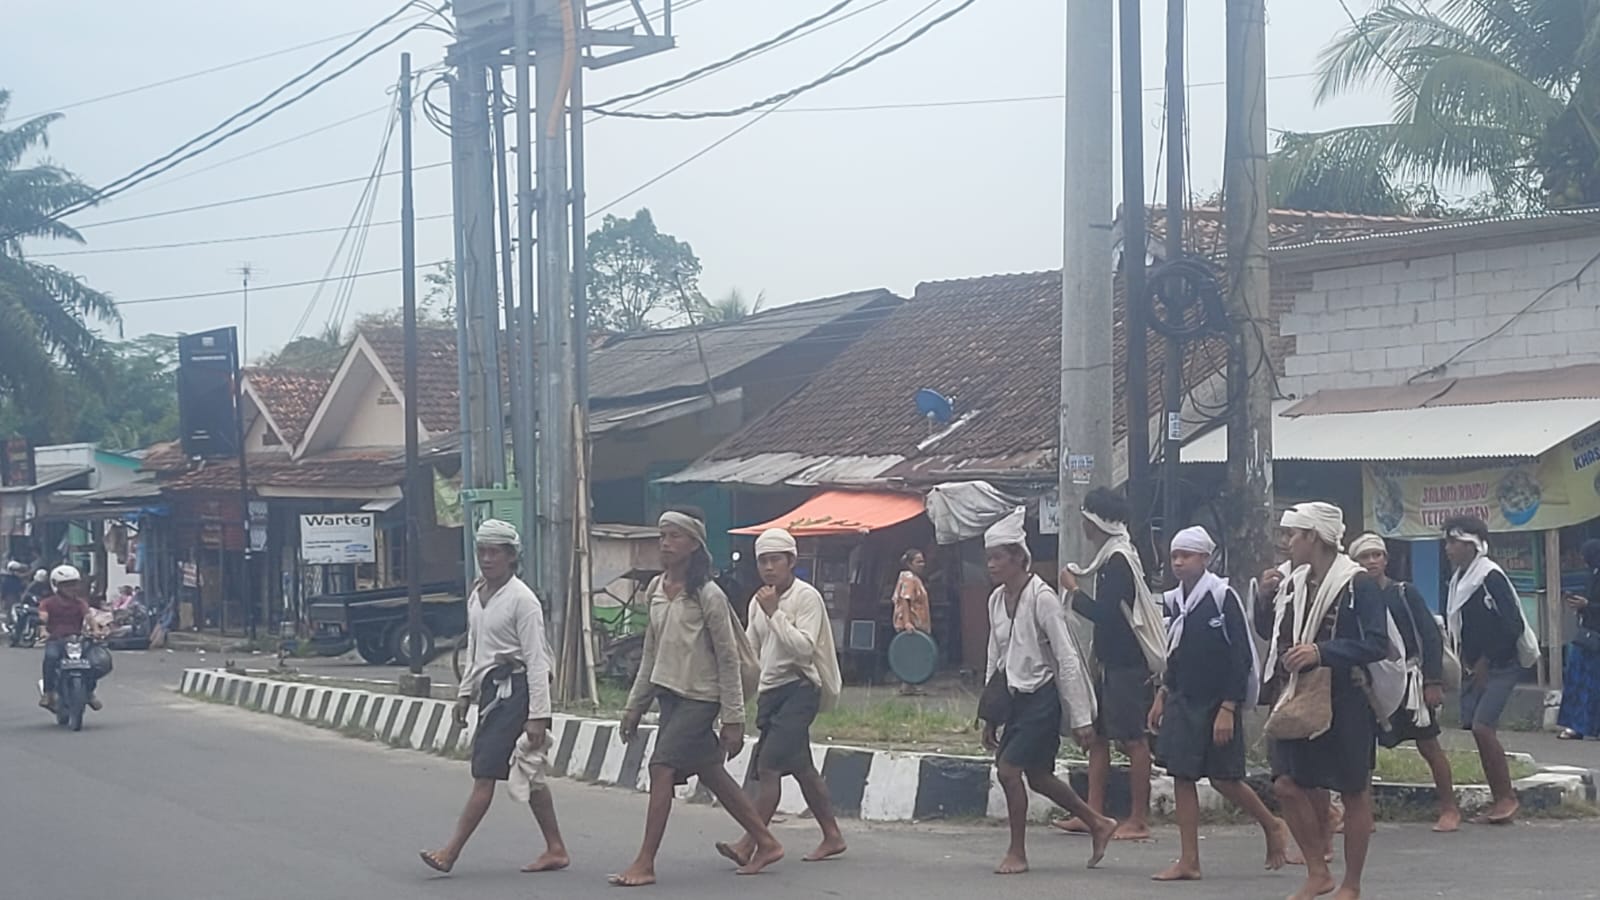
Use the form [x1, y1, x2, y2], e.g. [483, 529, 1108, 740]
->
[1365, 423, 1600, 538]
[299, 513, 376, 564]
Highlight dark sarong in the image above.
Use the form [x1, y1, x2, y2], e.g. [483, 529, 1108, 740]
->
[471, 669, 529, 781]
[1558, 643, 1600, 737]
[752, 678, 820, 778]
[1095, 665, 1153, 743]
[1156, 691, 1245, 782]
[996, 684, 1061, 771]
[1270, 672, 1375, 795]
[650, 690, 724, 784]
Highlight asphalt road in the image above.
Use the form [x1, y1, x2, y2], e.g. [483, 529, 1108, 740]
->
[1, 645, 1597, 900]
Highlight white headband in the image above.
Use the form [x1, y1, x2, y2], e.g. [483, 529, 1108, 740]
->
[754, 528, 797, 557]
[1280, 502, 1346, 550]
[1169, 525, 1216, 556]
[1081, 508, 1129, 539]
[1348, 533, 1387, 560]
[659, 511, 708, 551]
[1447, 528, 1488, 556]
[475, 518, 521, 550]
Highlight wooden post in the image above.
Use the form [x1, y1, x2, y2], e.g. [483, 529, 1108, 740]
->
[1545, 528, 1563, 690]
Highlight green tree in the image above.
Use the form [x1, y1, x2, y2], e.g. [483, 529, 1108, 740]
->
[0, 334, 179, 450]
[258, 322, 345, 369]
[1277, 0, 1600, 211]
[699, 287, 766, 323]
[0, 89, 120, 406]
[585, 208, 700, 333]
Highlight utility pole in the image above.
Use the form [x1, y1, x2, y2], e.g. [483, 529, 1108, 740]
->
[1117, 0, 1151, 564]
[532, 0, 576, 674]
[1058, 0, 1116, 570]
[511, 0, 541, 622]
[1160, 0, 1186, 571]
[398, 52, 430, 698]
[1223, 0, 1274, 584]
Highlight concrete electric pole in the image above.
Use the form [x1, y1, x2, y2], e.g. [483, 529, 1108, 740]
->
[1222, 0, 1274, 584]
[1058, 0, 1116, 571]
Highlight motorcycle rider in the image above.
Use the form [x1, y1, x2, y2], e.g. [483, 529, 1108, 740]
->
[1, 561, 25, 609]
[24, 569, 50, 605]
[38, 565, 102, 712]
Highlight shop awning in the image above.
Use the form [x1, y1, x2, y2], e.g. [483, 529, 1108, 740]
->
[730, 490, 926, 536]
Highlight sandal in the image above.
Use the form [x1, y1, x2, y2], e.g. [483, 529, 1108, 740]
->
[1558, 728, 1583, 740]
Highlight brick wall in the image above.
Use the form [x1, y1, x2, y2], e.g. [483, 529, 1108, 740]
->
[1277, 234, 1600, 397]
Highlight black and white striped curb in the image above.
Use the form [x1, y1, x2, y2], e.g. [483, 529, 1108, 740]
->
[179, 668, 1592, 823]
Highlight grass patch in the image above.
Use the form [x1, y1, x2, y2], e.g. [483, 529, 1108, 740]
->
[1373, 747, 1536, 784]
[814, 701, 985, 754]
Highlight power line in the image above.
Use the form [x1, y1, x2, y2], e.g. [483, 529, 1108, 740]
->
[592, 0, 982, 121]
[590, 0, 953, 217]
[24, 214, 452, 258]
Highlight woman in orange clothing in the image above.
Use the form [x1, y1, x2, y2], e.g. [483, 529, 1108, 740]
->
[893, 550, 931, 694]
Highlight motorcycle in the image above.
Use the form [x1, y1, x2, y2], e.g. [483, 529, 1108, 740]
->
[7, 599, 38, 648]
[45, 635, 97, 732]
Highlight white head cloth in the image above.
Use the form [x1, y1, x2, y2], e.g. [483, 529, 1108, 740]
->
[754, 528, 798, 557]
[1169, 526, 1216, 557]
[1348, 533, 1387, 560]
[659, 510, 708, 551]
[1080, 507, 1128, 539]
[1446, 527, 1489, 557]
[984, 507, 1029, 555]
[475, 518, 521, 549]
[1280, 501, 1346, 550]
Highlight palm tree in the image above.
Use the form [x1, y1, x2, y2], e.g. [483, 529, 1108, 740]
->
[699, 287, 766, 323]
[0, 89, 119, 403]
[1275, 0, 1600, 212]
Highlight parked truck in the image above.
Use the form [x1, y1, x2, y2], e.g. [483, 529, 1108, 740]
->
[306, 581, 466, 666]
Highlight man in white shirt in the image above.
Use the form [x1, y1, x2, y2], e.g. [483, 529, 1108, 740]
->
[420, 519, 568, 876]
[715, 528, 846, 868]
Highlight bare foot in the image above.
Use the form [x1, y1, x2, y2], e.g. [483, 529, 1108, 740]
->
[522, 850, 570, 872]
[993, 852, 1029, 875]
[803, 837, 847, 862]
[1152, 860, 1202, 881]
[1283, 841, 1306, 867]
[1483, 800, 1520, 824]
[1264, 818, 1293, 871]
[715, 841, 752, 867]
[419, 849, 455, 874]
[608, 861, 656, 888]
[736, 840, 785, 876]
[1113, 821, 1153, 842]
[1088, 816, 1117, 869]
[1287, 872, 1337, 900]
[1433, 808, 1461, 833]
[1332, 888, 1361, 900]
[1052, 816, 1090, 834]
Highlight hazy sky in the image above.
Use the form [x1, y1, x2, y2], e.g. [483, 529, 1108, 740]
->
[6, 0, 1389, 360]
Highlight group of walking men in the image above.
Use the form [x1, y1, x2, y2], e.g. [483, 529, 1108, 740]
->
[416, 494, 1535, 899]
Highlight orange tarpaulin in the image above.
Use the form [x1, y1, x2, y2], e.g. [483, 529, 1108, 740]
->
[730, 490, 926, 537]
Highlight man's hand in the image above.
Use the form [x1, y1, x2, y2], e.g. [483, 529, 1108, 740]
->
[1260, 567, 1284, 597]
[1072, 725, 1096, 749]
[981, 723, 1000, 753]
[1212, 706, 1236, 747]
[452, 697, 471, 728]
[1147, 691, 1165, 734]
[1283, 643, 1321, 672]
[719, 722, 746, 759]
[523, 718, 548, 749]
[620, 709, 642, 744]
[754, 586, 780, 617]
[1059, 567, 1079, 594]
[1423, 684, 1445, 708]
[1568, 593, 1590, 611]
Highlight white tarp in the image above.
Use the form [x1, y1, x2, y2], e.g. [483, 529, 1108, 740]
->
[925, 481, 1025, 545]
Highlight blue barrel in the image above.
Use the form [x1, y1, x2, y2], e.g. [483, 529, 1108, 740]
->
[888, 630, 939, 686]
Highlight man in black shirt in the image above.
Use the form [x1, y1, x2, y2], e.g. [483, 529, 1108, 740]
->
[1055, 488, 1164, 841]
[1444, 515, 1532, 825]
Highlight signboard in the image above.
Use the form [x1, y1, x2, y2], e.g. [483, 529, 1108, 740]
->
[1066, 454, 1095, 486]
[1364, 423, 1600, 538]
[299, 513, 376, 564]
[1039, 493, 1061, 535]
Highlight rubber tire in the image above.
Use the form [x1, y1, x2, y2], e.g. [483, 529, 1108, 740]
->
[61, 677, 85, 732]
[355, 631, 394, 665]
[389, 623, 435, 668]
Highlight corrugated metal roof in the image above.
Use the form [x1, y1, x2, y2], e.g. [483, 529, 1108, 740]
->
[1284, 364, 1600, 416]
[653, 452, 904, 486]
[1183, 398, 1600, 463]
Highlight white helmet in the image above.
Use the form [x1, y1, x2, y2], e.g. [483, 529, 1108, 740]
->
[5, 561, 25, 574]
[49, 565, 82, 588]
[33, 569, 48, 583]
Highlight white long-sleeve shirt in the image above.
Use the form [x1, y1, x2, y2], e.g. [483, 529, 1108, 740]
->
[456, 575, 552, 721]
[746, 579, 831, 693]
[987, 574, 1096, 730]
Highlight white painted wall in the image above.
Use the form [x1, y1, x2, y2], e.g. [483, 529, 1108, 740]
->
[1278, 233, 1600, 397]
[336, 369, 406, 448]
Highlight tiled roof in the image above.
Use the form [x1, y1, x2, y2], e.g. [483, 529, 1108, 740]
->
[588, 290, 902, 402]
[707, 208, 1433, 477]
[360, 326, 463, 435]
[244, 367, 333, 447]
[1143, 205, 1441, 258]
[157, 449, 403, 493]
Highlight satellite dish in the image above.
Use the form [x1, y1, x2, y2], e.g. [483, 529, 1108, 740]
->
[914, 389, 954, 425]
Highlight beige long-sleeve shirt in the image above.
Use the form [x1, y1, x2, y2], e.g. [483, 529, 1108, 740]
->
[987, 574, 1096, 731]
[624, 578, 746, 724]
[746, 579, 832, 693]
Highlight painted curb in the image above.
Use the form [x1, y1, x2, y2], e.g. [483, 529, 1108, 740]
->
[178, 669, 1592, 823]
